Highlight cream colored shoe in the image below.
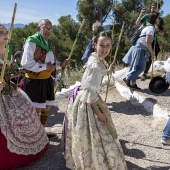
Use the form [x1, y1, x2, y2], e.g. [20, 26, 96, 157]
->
[161, 138, 170, 145]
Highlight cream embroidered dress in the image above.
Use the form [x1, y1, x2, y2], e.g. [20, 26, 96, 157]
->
[64, 52, 127, 170]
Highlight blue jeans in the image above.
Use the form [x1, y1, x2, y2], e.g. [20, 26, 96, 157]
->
[165, 72, 170, 84]
[162, 118, 170, 140]
[127, 54, 146, 83]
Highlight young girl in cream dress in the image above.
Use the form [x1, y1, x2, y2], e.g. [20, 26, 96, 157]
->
[63, 31, 127, 170]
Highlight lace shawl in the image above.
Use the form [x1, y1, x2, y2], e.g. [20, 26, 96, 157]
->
[0, 63, 49, 155]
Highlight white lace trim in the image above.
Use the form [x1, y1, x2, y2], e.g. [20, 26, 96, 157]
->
[85, 52, 108, 75]
[80, 52, 108, 103]
[0, 88, 49, 155]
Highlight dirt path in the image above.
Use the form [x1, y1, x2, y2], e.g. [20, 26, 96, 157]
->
[102, 86, 170, 170]
[18, 85, 170, 170]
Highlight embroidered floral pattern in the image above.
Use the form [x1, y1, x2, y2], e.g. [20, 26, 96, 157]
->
[64, 95, 127, 170]
[63, 54, 127, 170]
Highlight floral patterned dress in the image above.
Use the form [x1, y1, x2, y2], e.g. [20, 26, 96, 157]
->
[63, 52, 127, 170]
[0, 62, 49, 170]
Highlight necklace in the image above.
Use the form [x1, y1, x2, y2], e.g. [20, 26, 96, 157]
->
[0, 49, 5, 59]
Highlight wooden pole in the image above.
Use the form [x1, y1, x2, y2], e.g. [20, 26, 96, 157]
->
[112, 21, 125, 65]
[0, 3, 17, 82]
[54, 19, 86, 94]
[109, 1, 117, 63]
[151, 0, 159, 79]
[105, 0, 118, 102]
[105, 21, 125, 102]
[151, 45, 155, 79]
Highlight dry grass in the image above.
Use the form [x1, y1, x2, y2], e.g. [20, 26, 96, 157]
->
[67, 66, 84, 86]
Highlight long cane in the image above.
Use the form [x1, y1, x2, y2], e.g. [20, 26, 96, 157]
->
[54, 19, 85, 94]
[106, 7, 117, 93]
[109, 3, 117, 63]
[105, 2, 117, 102]
[105, 21, 125, 102]
[151, 39, 156, 79]
[151, 0, 159, 79]
[0, 3, 17, 82]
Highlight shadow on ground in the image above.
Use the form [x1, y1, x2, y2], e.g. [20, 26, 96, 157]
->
[147, 166, 170, 170]
[120, 139, 170, 170]
[126, 161, 148, 170]
[120, 139, 146, 159]
[141, 88, 170, 97]
[46, 105, 65, 127]
[108, 100, 152, 116]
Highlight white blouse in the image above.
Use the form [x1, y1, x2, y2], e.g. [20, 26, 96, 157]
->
[80, 52, 108, 103]
[21, 41, 61, 72]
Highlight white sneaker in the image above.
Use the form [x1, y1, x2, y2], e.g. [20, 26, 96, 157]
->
[161, 138, 170, 145]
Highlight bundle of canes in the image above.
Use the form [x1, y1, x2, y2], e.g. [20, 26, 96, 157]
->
[0, 3, 17, 83]
[105, 21, 125, 102]
[54, 19, 85, 94]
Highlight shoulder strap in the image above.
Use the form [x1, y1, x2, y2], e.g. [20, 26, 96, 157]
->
[139, 34, 146, 38]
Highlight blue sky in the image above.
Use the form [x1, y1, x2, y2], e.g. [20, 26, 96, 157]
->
[0, 0, 78, 25]
[0, 0, 169, 25]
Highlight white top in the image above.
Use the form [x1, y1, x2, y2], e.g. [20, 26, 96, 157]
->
[21, 41, 61, 72]
[137, 26, 155, 46]
[164, 57, 170, 73]
[79, 52, 108, 103]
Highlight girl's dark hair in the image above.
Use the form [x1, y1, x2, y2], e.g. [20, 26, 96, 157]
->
[94, 31, 112, 43]
[147, 12, 160, 25]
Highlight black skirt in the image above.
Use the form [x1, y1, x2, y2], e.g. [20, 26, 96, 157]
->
[23, 76, 54, 103]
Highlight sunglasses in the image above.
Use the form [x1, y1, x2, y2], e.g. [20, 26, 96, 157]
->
[0, 31, 8, 36]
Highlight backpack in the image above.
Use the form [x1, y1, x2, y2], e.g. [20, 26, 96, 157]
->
[130, 26, 146, 45]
